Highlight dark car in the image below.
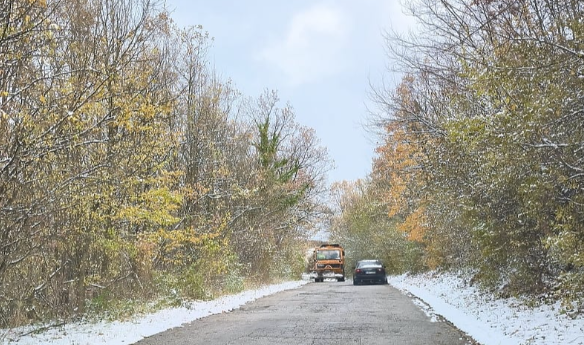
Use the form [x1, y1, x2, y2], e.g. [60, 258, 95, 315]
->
[353, 259, 388, 285]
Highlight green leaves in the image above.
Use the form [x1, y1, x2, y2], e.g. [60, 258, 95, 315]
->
[367, 0, 584, 305]
[0, 1, 332, 327]
[329, 180, 424, 274]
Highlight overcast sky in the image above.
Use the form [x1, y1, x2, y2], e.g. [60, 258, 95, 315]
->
[164, 0, 415, 184]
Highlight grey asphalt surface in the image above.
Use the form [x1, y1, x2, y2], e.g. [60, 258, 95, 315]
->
[133, 280, 476, 345]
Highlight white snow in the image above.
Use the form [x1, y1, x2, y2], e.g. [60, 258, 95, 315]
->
[389, 272, 584, 345]
[2, 272, 583, 345]
[0, 281, 307, 345]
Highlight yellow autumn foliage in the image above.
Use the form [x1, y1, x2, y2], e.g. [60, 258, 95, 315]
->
[397, 206, 427, 243]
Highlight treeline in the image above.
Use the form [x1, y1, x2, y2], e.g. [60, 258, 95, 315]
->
[331, 0, 584, 311]
[0, 0, 330, 327]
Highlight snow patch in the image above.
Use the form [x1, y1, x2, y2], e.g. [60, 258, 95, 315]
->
[1, 281, 308, 345]
[389, 272, 584, 345]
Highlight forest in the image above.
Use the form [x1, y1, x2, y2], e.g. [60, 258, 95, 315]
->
[330, 0, 584, 315]
[3, 0, 584, 328]
[0, 0, 332, 327]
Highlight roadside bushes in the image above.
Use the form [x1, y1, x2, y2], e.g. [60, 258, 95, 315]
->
[332, 0, 584, 310]
[0, 0, 330, 327]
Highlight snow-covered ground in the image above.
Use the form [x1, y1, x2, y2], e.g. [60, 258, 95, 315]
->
[389, 272, 584, 345]
[0, 281, 308, 345]
[2, 273, 583, 345]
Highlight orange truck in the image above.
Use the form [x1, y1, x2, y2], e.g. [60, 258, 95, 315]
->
[311, 244, 346, 282]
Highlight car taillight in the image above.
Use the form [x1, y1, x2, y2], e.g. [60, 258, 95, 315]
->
[355, 269, 362, 274]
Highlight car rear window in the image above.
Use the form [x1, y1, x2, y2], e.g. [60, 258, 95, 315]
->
[357, 261, 382, 268]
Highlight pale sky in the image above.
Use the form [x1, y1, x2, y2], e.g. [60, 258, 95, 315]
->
[164, 0, 415, 184]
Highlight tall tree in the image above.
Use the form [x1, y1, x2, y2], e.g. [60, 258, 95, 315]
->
[370, 0, 584, 302]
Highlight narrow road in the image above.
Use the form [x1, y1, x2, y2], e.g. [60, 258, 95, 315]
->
[134, 280, 475, 345]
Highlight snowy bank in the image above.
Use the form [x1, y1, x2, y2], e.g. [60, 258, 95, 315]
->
[1, 280, 307, 345]
[389, 272, 584, 345]
[4, 274, 583, 345]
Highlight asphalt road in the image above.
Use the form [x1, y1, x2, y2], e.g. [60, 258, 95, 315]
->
[134, 280, 476, 345]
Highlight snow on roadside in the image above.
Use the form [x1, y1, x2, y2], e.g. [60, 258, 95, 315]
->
[1, 280, 307, 345]
[389, 272, 584, 345]
[5, 273, 584, 345]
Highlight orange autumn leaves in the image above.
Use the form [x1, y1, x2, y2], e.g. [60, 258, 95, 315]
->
[372, 78, 430, 243]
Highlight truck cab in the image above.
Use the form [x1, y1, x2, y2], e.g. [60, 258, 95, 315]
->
[311, 244, 345, 282]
